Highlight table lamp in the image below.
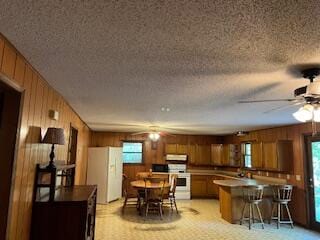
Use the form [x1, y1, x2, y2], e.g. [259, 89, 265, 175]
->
[42, 127, 65, 169]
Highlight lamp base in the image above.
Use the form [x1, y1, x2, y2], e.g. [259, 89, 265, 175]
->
[46, 144, 56, 169]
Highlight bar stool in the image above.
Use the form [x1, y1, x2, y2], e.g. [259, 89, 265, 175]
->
[270, 184, 294, 229]
[240, 185, 265, 230]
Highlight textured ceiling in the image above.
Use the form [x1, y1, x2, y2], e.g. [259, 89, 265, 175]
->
[1, 0, 320, 134]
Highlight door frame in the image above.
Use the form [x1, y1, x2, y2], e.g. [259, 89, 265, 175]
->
[67, 124, 78, 185]
[67, 124, 78, 164]
[0, 72, 24, 240]
[304, 134, 320, 231]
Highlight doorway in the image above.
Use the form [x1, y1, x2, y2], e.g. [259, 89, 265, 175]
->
[0, 80, 21, 239]
[305, 135, 320, 231]
[66, 125, 78, 186]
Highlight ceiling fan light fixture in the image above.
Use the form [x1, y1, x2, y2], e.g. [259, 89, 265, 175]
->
[293, 104, 314, 122]
[313, 106, 320, 122]
[149, 132, 160, 141]
[236, 131, 249, 137]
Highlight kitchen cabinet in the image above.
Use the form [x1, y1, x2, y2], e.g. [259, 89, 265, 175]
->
[248, 140, 293, 172]
[222, 145, 231, 165]
[188, 144, 197, 164]
[191, 176, 208, 197]
[177, 144, 188, 154]
[207, 176, 221, 198]
[165, 143, 188, 154]
[211, 144, 223, 165]
[251, 142, 263, 168]
[262, 140, 293, 172]
[191, 175, 224, 198]
[228, 144, 241, 167]
[262, 142, 278, 170]
[211, 144, 240, 167]
[165, 143, 177, 154]
[195, 144, 211, 165]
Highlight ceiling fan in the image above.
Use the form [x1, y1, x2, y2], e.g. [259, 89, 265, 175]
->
[238, 67, 320, 118]
[131, 126, 176, 141]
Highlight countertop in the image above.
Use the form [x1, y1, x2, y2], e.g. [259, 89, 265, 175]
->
[213, 178, 284, 187]
[187, 169, 245, 180]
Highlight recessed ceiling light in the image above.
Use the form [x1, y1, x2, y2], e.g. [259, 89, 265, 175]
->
[161, 107, 170, 112]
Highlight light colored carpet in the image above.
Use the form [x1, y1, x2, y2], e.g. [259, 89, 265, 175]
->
[95, 199, 320, 240]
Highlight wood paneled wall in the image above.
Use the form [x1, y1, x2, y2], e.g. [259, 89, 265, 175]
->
[0, 34, 91, 240]
[90, 132, 221, 190]
[223, 123, 314, 226]
[92, 124, 314, 226]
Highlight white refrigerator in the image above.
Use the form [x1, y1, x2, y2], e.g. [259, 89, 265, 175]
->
[87, 147, 123, 204]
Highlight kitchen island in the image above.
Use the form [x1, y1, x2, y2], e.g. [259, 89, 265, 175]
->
[213, 178, 286, 224]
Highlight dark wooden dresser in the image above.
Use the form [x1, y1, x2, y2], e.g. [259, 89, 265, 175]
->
[31, 185, 97, 240]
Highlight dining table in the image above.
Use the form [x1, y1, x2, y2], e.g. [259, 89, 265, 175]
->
[130, 180, 171, 189]
[130, 180, 171, 216]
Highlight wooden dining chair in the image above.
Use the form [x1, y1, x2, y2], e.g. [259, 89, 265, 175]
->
[163, 174, 178, 213]
[136, 172, 152, 180]
[144, 177, 167, 219]
[122, 174, 140, 214]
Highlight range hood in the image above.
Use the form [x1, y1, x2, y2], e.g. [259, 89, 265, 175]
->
[166, 154, 188, 161]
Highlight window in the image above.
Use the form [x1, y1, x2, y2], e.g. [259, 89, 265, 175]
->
[244, 143, 252, 168]
[122, 142, 143, 164]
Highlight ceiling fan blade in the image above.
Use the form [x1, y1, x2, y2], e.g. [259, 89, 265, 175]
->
[238, 99, 298, 103]
[131, 131, 150, 135]
[263, 102, 304, 114]
[160, 132, 176, 137]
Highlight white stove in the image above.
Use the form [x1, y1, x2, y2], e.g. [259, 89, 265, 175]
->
[168, 164, 191, 200]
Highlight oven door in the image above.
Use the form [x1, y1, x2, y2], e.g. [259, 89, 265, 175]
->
[175, 174, 190, 191]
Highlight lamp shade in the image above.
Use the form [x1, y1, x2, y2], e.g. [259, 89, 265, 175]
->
[42, 127, 65, 145]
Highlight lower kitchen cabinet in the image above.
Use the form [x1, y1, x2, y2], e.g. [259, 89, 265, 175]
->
[191, 175, 208, 197]
[191, 175, 223, 199]
[207, 176, 220, 198]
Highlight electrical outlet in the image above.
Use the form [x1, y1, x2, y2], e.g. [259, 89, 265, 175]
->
[296, 175, 301, 181]
[286, 174, 290, 180]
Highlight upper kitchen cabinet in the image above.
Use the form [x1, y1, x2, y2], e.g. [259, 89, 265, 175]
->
[188, 144, 197, 164]
[262, 140, 293, 172]
[211, 144, 223, 166]
[195, 144, 212, 165]
[165, 143, 177, 154]
[262, 142, 278, 170]
[223, 144, 241, 167]
[251, 142, 263, 169]
[211, 144, 240, 167]
[165, 143, 188, 154]
[177, 144, 188, 154]
[246, 140, 293, 172]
